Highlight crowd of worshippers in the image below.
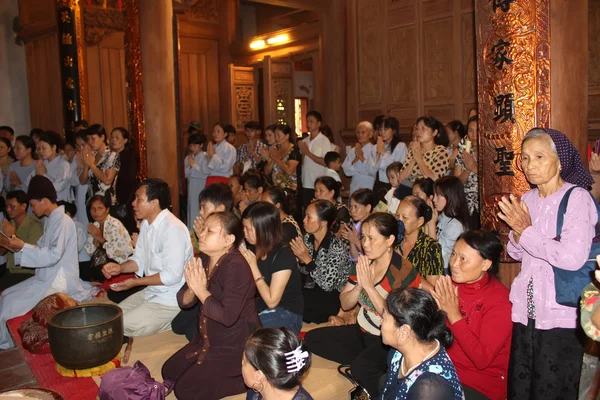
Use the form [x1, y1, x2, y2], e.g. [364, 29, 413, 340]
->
[1, 110, 600, 400]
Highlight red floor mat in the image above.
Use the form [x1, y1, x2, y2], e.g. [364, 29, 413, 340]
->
[6, 313, 99, 400]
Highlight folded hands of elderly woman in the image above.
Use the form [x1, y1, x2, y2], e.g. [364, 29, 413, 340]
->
[497, 194, 532, 238]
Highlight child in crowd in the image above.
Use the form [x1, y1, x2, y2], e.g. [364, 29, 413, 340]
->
[185, 133, 208, 230]
[384, 162, 402, 214]
[58, 201, 90, 281]
[324, 151, 342, 183]
[172, 183, 234, 341]
[425, 176, 470, 272]
[410, 177, 434, 201]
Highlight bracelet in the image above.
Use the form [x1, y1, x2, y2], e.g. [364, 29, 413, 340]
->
[255, 276, 265, 283]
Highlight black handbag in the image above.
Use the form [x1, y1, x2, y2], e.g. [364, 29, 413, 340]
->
[337, 365, 371, 400]
[89, 247, 113, 282]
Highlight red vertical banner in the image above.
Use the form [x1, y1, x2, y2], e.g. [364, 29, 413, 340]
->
[475, 0, 551, 259]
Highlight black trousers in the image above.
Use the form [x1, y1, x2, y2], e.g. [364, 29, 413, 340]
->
[302, 285, 340, 324]
[304, 324, 389, 398]
[172, 303, 200, 341]
[508, 319, 584, 400]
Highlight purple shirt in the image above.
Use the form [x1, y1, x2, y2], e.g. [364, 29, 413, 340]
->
[507, 183, 597, 329]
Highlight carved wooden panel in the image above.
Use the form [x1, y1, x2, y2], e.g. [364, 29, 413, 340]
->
[86, 31, 127, 133]
[388, 107, 418, 131]
[421, 0, 453, 18]
[387, 0, 416, 9]
[387, 5, 416, 28]
[19, 0, 56, 27]
[389, 26, 418, 106]
[423, 17, 454, 102]
[25, 33, 63, 132]
[424, 105, 455, 124]
[271, 62, 292, 77]
[178, 37, 219, 132]
[462, 13, 476, 101]
[357, 0, 383, 106]
[273, 78, 294, 125]
[229, 65, 257, 132]
[461, 0, 474, 11]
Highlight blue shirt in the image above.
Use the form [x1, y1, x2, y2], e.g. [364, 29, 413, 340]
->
[382, 346, 464, 400]
[342, 142, 377, 195]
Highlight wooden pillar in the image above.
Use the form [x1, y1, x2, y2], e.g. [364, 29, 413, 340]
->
[139, 0, 179, 214]
[476, 0, 588, 288]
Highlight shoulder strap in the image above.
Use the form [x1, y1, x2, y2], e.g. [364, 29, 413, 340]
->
[556, 186, 585, 237]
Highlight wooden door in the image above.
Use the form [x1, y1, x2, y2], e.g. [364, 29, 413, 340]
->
[262, 56, 295, 128]
[229, 64, 258, 134]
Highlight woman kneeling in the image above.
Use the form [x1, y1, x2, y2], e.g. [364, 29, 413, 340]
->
[161, 212, 261, 400]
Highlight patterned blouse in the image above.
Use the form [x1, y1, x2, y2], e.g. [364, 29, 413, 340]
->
[382, 347, 464, 400]
[397, 230, 444, 278]
[298, 231, 352, 292]
[272, 145, 301, 191]
[348, 252, 420, 336]
[88, 149, 120, 205]
[454, 138, 479, 214]
[401, 145, 448, 182]
[85, 214, 134, 264]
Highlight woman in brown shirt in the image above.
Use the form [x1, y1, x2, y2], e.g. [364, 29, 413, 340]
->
[161, 211, 261, 400]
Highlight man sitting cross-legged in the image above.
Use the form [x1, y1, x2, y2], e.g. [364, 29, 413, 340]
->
[103, 178, 193, 337]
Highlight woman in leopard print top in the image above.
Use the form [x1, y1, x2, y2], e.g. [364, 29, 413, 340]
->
[290, 200, 352, 324]
[397, 116, 449, 187]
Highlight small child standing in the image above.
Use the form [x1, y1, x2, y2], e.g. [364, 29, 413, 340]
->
[185, 134, 208, 230]
[384, 162, 403, 214]
[324, 151, 342, 183]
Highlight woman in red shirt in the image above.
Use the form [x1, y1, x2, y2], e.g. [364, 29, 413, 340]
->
[432, 230, 512, 400]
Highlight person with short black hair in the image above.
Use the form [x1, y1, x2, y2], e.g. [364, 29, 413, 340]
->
[0, 126, 15, 143]
[235, 121, 266, 175]
[454, 115, 480, 228]
[431, 230, 512, 400]
[102, 178, 193, 337]
[380, 288, 464, 399]
[80, 124, 120, 205]
[243, 327, 314, 399]
[314, 176, 351, 232]
[29, 128, 43, 145]
[263, 125, 301, 196]
[396, 116, 449, 196]
[261, 186, 301, 243]
[0, 176, 95, 349]
[73, 120, 89, 132]
[340, 189, 375, 262]
[240, 202, 304, 334]
[84, 195, 133, 282]
[0, 137, 14, 193]
[224, 123, 237, 146]
[0, 190, 42, 290]
[395, 196, 444, 289]
[373, 117, 408, 201]
[71, 131, 90, 227]
[446, 120, 466, 171]
[411, 177, 434, 201]
[26, 131, 72, 201]
[202, 123, 236, 186]
[110, 127, 138, 233]
[323, 151, 342, 183]
[6, 135, 36, 194]
[238, 169, 267, 214]
[290, 200, 352, 323]
[298, 111, 335, 209]
[304, 213, 421, 397]
[161, 211, 261, 399]
[185, 133, 208, 230]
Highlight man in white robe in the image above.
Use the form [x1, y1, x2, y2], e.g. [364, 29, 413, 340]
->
[0, 175, 95, 349]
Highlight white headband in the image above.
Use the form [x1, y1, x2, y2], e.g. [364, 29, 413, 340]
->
[284, 346, 309, 373]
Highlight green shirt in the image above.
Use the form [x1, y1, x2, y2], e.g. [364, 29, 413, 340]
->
[7, 215, 43, 274]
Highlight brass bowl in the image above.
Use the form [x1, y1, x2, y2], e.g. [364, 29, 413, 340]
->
[48, 304, 123, 370]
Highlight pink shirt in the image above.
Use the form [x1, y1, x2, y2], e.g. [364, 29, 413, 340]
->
[507, 183, 597, 330]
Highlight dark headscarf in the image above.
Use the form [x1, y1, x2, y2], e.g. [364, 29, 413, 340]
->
[542, 128, 594, 188]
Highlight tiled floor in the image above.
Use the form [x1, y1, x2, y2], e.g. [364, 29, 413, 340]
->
[0, 347, 36, 392]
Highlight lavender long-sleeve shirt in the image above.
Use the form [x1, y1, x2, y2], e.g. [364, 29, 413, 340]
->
[507, 183, 597, 329]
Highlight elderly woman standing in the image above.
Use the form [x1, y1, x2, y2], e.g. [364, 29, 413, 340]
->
[342, 121, 377, 195]
[498, 128, 597, 400]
